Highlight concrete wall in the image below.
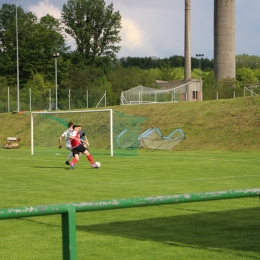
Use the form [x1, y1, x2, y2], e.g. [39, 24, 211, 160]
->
[154, 80, 202, 102]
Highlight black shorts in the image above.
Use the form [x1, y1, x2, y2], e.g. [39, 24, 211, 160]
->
[80, 142, 89, 152]
[72, 144, 87, 156]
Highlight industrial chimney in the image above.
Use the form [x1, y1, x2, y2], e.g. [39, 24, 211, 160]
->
[214, 0, 236, 80]
[184, 0, 191, 81]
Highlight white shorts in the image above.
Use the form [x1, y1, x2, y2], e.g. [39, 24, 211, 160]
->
[66, 144, 72, 151]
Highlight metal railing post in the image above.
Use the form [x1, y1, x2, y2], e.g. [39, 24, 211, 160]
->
[62, 206, 77, 260]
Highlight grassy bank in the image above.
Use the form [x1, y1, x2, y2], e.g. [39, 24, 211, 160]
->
[0, 96, 260, 152]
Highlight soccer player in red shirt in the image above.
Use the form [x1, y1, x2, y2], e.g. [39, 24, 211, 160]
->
[69, 125, 99, 170]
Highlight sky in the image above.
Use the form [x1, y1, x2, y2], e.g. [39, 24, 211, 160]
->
[2, 0, 260, 60]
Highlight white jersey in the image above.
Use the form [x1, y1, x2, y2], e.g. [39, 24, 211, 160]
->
[62, 129, 73, 149]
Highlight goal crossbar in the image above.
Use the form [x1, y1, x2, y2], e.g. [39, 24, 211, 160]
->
[31, 109, 113, 156]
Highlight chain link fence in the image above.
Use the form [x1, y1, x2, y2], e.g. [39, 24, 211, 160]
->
[0, 87, 108, 113]
[0, 85, 259, 113]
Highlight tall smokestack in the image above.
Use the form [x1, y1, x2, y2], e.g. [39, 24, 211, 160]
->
[184, 0, 191, 81]
[214, 0, 236, 80]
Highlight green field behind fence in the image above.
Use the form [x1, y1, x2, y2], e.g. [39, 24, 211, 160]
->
[0, 149, 259, 260]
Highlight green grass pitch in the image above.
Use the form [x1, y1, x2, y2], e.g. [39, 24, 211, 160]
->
[0, 148, 259, 260]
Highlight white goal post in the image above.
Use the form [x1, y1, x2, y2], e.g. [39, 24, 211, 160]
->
[31, 109, 114, 156]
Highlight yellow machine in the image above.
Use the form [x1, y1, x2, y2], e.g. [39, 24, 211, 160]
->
[3, 137, 20, 149]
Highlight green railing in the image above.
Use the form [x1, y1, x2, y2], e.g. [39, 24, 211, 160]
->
[1, 188, 260, 260]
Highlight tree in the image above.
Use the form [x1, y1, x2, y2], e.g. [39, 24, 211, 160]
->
[168, 55, 184, 67]
[0, 4, 35, 85]
[236, 54, 260, 69]
[0, 4, 69, 86]
[236, 67, 258, 86]
[61, 0, 122, 66]
[22, 72, 54, 110]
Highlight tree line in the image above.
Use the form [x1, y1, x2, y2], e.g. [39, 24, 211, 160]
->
[1, 0, 260, 110]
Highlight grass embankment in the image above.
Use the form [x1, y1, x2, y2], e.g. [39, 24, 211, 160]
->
[0, 95, 260, 151]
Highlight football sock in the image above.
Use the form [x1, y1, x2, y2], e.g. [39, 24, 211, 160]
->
[67, 151, 73, 161]
[87, 155, 95, 164]
[71, 158, 78, 165]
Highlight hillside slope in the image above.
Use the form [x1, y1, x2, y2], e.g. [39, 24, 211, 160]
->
[1, 96, 260, 151]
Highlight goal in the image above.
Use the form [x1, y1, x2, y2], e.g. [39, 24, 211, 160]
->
[31, 109, 146, 156]
[120, 83, 191, 105]
[31, 109, 114, 156]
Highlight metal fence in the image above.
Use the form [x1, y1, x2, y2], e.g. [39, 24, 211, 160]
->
[0, 86, 258, 113]
[0, 188, 260, 260]
[0, 88, 108, 113]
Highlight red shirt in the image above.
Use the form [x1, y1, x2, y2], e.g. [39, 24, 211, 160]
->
[70, 131, 81, 148]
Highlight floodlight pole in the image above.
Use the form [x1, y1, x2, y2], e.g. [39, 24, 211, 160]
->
[15, 0, 20, 112]
[53, 53, 60, 110]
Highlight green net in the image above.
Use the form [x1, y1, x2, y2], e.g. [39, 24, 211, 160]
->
[113, 111, 146, 156]
[40, 114, 68, 127]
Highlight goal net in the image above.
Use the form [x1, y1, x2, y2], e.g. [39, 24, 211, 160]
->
[31, 109, 146, 156]
[120, 83, 190, 105]
[139, 128, 185, 150]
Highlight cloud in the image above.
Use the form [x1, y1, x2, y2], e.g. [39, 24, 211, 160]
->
[21, 0, 260, 59]
[120, 18, 143, 50]
[119, 18, 162, 58]
[28, 0, 61, 19]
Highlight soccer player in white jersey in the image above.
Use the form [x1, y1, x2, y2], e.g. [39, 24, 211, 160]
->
[58, 122, 73, 165]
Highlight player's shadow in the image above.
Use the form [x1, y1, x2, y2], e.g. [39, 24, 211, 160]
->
[77, 206, 260, 257]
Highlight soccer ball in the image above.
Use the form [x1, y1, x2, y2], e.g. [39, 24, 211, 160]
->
[95, 162, 101, 168]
